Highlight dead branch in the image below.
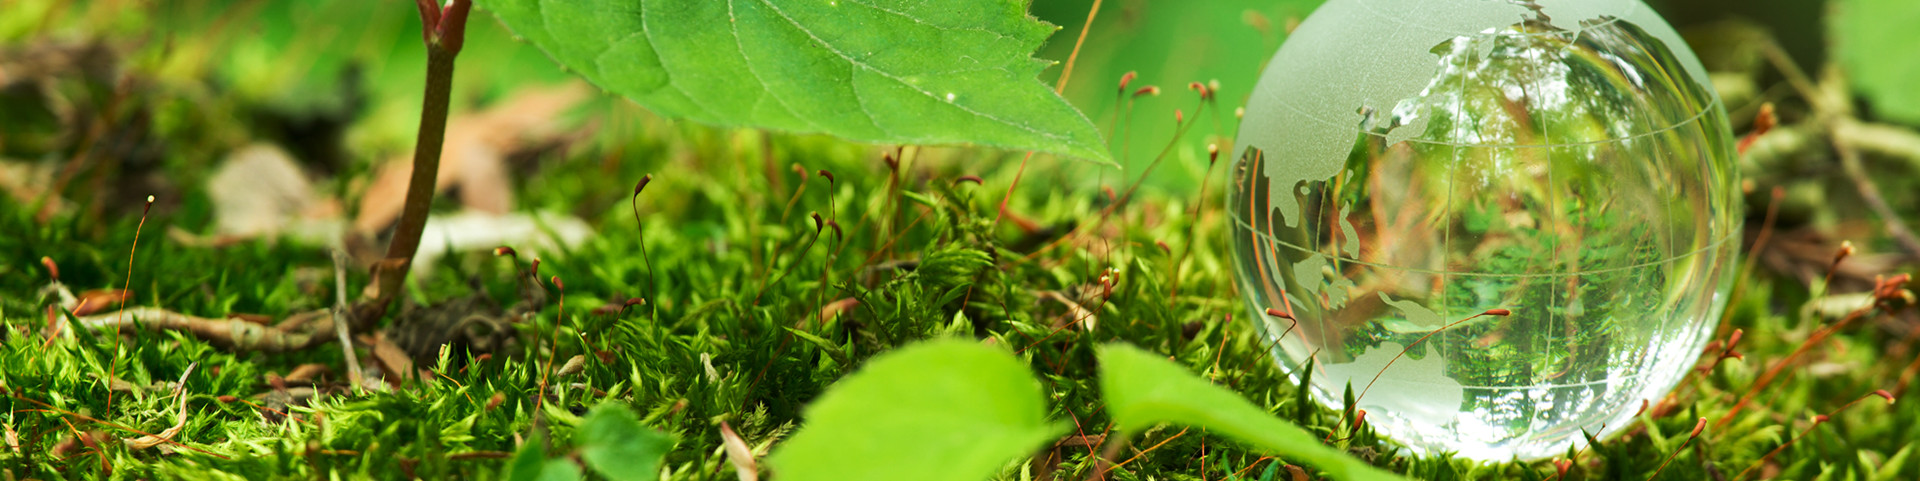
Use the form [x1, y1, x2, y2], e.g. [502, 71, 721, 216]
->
[75, 307, 333, 352]
[331, 249, 366, 389]
[1754, 33, 1920, 262]
[1834, 133, 1920, 260]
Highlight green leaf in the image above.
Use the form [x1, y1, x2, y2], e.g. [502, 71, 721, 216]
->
[506, 442, 545, 481]
[476, 0, 1111, 163]
[536, 460, 583, 481]
[506, 436, 581, 481]
[577, 402, 676, 481]
[1097, 343, 1402, 481]
[1836, 0, 1920, 124]
[1032, 0, 1325, 189]
[768, 338, 1061, 481]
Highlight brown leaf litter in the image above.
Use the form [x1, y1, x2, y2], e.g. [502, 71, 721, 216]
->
[352, 82, 591, 235]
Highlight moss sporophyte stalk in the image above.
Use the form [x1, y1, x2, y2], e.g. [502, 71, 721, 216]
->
[1228, 0, 1739, 460]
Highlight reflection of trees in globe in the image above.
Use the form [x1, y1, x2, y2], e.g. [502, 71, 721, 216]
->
[1228, 0, 1740, 460]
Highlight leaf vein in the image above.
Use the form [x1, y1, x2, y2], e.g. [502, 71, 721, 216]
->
[635, 0, 724, 119]
[726, 0, 821, 131]
[836, 0, 1019, 44]
[846, 63, 899, 138]
[747, 0, 1066, 143]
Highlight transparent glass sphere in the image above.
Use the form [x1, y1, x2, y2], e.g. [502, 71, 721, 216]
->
[1227, 0, 1740, 460]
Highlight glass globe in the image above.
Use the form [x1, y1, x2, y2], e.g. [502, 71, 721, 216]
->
[1227, 0, 1740, 460]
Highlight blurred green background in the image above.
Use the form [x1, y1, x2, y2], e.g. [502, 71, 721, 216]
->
[3, 0, 1862, 195]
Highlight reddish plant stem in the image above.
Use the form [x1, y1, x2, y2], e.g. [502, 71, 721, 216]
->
[1836, 135, 1920, 260]
[1648, 418, 1707, 480]
[1022, 99, 1202, 262]
[2, 387, 228, 459]
[1055, 0, 1102, 94]
[375, 46, 457, 305]
[994, 0, 1104, 232]
[1717, 307, 1871, 427]
[363, 0, 470, 325]
[105, 196, 151, 413]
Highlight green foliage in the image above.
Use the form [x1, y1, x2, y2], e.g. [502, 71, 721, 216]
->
[769, 339, 1060, 481]
[1098, 343, 1402, 481]
[4, 84, 1917, 481]
[1835, 0, 1920, 124]
[147, 0, 573, 152]
[577, 402, 676, 481]
[5, 2, 1920, 480]
[499, 402, 673, 481]
[1031, 0, 1324, 189]
[508, 437, 585, 481]
[477, 0, 1112, 163]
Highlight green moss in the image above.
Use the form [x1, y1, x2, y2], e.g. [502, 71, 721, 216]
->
[2, 1, 1917, 479]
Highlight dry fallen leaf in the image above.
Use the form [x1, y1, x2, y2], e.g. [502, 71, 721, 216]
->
[283, 363, 331, 384]
[719, 421, 759, 481]
[358, 332, 415, 389]
[207, 143, 321, 237]
[124, 363, 195, 450]
[70, 289, 131, 317]
[353, 82, 590, 234]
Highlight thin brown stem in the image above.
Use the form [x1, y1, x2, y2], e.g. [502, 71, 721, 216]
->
[1835, 133, 1920, 259]
[364, 0, 470, 325]
[374, 45, 457, 306]
[1759, 38, 1825, 113]
[3, 387, 228, 459]
[1054, 0, 1102, 94]
[1718, 306, 1874, 426]
[106, 196, 152, 413]
[1024, 100, 1204, 262]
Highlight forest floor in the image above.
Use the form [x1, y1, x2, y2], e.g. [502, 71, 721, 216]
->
[3, 1, 1920, 480]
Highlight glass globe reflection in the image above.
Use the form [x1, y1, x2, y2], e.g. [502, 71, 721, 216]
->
[1228, 0, 1740, 460]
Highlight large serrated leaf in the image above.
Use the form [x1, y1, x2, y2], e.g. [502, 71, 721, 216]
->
[768, 339, 1061, 481]
[1098, 343, 1403, 481]
[477, 0, 1112, 163]
[1836, 0, 1920, 125]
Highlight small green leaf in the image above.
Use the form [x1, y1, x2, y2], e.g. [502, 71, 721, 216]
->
[1098, 343, 1402, 481]
[506, 436, 580, 481]
[506, 440, 545, 481]
[536, 460, 583, 481]
[1836, 0, 1920, 124]
[477, 0, 1111, 163]
[769, 338, 1061, 481]
[577, 402, 676, 481]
